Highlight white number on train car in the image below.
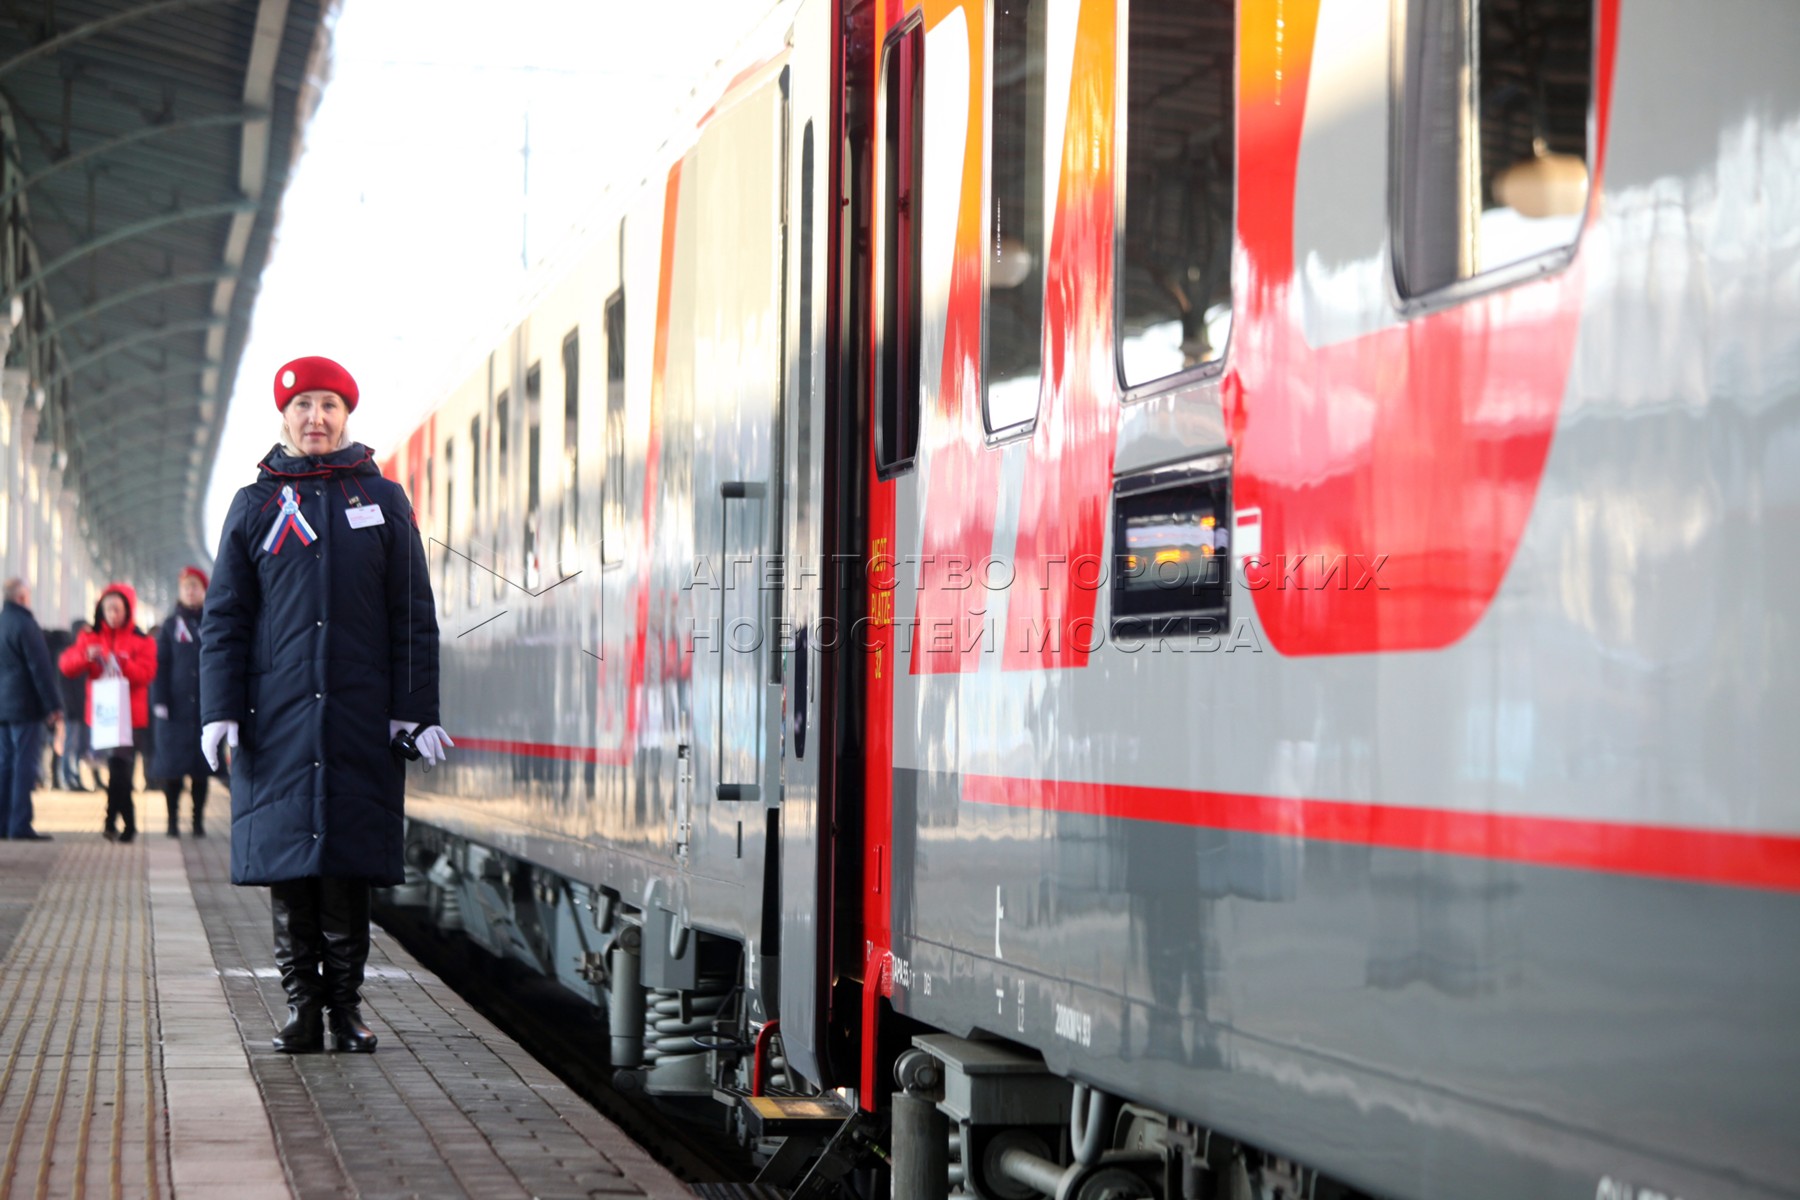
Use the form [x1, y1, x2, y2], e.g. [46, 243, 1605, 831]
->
[1054, 1002, 1093, 1048]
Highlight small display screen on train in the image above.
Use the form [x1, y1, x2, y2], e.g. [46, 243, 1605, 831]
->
[1111, 468, 1231, 636]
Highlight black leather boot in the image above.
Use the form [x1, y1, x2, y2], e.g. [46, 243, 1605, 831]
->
[270, 879, 325, 1053]
[191, 785, 206, 837]
[327, 1005, 378, 1054]
[320, 877, 378, 1053]
[165, 788, 181, 838]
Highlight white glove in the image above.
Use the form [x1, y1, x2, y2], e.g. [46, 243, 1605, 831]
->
[414, 725, 454, 765]
[153, 704, 169, 720]
[202, 720, 238, 771]
[390, 719, 455, 766]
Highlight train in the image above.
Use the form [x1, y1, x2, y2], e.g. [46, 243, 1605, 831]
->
[371, 0, 1800, 1197]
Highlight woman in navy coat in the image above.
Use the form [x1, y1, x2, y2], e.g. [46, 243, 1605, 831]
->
[152, 565, 214, 836]
[201, 355, 452, 1055]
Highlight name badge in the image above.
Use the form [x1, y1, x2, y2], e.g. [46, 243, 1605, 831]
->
[345, 505, 386, 529]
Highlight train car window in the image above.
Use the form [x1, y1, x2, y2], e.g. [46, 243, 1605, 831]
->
[525, 364, 542, 591]
[494, 391, 510, 600]
[423, 452, 433, 549]
[603, 290, 625, 566]
[985, 0, 1047, 434]
[442, 437, 455, 617]
[469, 415, 482, 521]
[876, 19, 923, 476]
[1117, 0, 1236, 390]
[496, 392, 509, 479]
[561, 331, 580, 568]
[1394, 0, 1593, 298]
[467, 415, 482, 607]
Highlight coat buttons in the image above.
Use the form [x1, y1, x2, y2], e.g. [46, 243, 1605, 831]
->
[315, 620, 323, 627]
[313, 761, 321, 768]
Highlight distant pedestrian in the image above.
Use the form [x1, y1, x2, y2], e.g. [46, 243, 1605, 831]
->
[43, 621, 74, 785]
[152, 567, 214, 837]
[202, 355, 448, 1055]
[59, 583, 157, 843]
[53, 620, 98, 790]
[0, 578, 63, 840]
[139, 622, 162, 794]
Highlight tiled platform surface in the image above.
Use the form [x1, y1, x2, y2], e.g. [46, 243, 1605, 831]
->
[0, 789, 694, 1200]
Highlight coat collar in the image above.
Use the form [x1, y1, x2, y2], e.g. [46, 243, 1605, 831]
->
[258, 441, 380, 481]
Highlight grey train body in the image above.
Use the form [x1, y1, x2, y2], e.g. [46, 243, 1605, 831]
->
[392, 0, 1800, 1197]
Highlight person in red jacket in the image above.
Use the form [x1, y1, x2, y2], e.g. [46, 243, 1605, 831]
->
[59, 582, 157, 842]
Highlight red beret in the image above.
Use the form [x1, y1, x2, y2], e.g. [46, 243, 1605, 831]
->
[180, 566, 209, 590]
[273, 356, 359, 412]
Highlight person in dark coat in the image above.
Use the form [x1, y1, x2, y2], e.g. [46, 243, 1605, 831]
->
[138, 624, 161, 792]
[54, 620, 98, 791]
[201, 355, 450, 1055]
[0, 578, 63, 840]
[43, 621, 74, 788]
[59, 583, 157, 842]
[153, 566, 214, 836]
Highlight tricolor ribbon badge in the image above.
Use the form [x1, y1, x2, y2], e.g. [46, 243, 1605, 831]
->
[175, 616, 193, 643]
[261, 485, 319, 556]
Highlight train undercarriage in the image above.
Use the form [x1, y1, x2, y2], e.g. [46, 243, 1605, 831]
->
[388, 821, 1369, 1200]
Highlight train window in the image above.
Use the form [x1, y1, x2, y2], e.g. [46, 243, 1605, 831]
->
[1394, 0, 1593, 298]
[525, 364, 542, 591]
[423, 451, 434, 547]
[1117, 0, 1236, 390]
[603, 290, 625, 567]
[876, 18, 923, 476]
[468, 416, 482, 607]
[442, 437, 455, 617]
[561, 331, 580, 568]
[496, 391, 509, 478]
[985, 0, 1047, 434]
[494, 389, 510, 600]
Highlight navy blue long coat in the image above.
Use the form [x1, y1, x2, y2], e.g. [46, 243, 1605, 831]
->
[150, 603, 209, 780]
[201, 443, 440, 886]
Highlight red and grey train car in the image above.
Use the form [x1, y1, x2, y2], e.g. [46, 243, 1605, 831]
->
[378, 0, 1800, 1196]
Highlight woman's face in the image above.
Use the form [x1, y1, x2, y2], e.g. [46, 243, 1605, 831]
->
[282, 390, 348, 454]
[178, 575, 205, 608]
[101, 595, 126, 629]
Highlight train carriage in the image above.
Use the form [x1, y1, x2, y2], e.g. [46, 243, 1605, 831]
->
[379, 0, 1800, 1197]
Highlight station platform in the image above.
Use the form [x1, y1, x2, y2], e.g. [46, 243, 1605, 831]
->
[0, 789, 695, 1200]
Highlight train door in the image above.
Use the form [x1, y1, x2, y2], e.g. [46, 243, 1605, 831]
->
[671, 61, 788, 994]
[773, 0, 845, 1090]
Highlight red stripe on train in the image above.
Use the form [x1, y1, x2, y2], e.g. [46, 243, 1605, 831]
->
[454, 736, 612, 764]
[963, 774, 1800, 894]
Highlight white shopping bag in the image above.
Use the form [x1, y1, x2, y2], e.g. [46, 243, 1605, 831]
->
[89, 658, 132, 752]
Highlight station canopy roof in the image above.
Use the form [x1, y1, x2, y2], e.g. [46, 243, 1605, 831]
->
[0, 0, 335, 590]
